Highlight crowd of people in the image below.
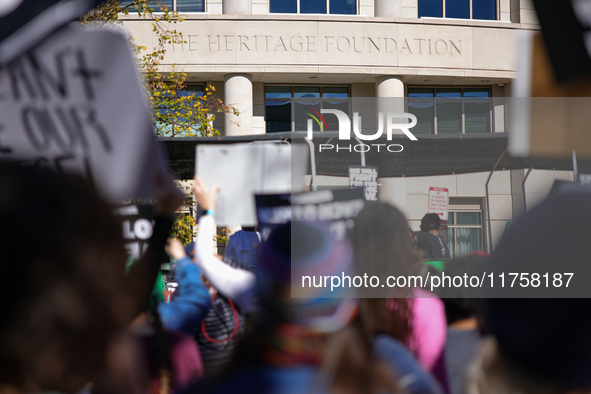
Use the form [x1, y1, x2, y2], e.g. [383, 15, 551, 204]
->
[1, 164, 591, 394]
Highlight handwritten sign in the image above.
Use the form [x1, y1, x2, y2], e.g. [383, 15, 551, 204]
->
[0, 26, 173, 202]
[349, 165, 378, 201]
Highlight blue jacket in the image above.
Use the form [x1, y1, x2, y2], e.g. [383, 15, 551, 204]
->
[158, 257, 212, 335]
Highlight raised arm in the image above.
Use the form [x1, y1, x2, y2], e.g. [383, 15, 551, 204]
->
[192, 177, 256, 300]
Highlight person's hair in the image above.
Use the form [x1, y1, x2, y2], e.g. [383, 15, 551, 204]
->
[420, 213, 441, 232]
[468, 337, 563, 394]
[321, 321, 401, 394]
[351, 202, 417, 344]
[0, 165, 128, 392]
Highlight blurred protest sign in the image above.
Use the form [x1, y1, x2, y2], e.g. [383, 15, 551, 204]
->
[255, 189, 365, 241]
[349, 165, 378, 201]
[0, 0, 102, 66]
[0, 26, 174, 202]
[114, 204, 154, 259]
[196, 143, 307, 226]
[510, 1, 591, 158]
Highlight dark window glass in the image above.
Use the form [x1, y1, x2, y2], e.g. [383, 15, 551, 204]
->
[437, 101, 462, 134]
[330, 0, 356, 14]
[447, 229, 456, 258]
[436, 88, 462, 99]
[270, 0, 297, 13]
[409, 102, 435, 134]
[436, 89, 462, 134]
[300, 0, 327, 13]
[295, 100, 321, 131]
[418, 0, 443, 17]
[408, 88, 434, 134]
[322, 87, 349, 98]
[179, 84, 204, 97]
[265, 86, 292, 99]
[322, 99, 349, 131]
[266, 101, 292, 132]
[176, 0, 205, 12]
[446, 0, 469, 18]
[465, 102, 490, 133]
[294, 86, 320, 98]
[472, 0, 496, 20]
[464, 88, 490, 133]
[464, 88, 490, 99]
[456, 212, 481, 225]
[408, 87, 434, 99]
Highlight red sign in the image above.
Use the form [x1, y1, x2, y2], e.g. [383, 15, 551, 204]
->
[428, 187, 449, 221]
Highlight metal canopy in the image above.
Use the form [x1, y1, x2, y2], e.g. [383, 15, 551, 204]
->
[160, 133, 580, 180]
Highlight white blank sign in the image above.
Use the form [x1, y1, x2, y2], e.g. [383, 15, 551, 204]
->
[196, 143, 307, 226]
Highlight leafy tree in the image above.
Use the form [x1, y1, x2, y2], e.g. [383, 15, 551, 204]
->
[78, 0, 239, 137]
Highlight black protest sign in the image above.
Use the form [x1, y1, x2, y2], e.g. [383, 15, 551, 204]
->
[0, 0, 103, 66]
[0, 26, 173, 202]
[349, 165, 378, 201]
[115, 204, 155, 259]
[256, 189, 365, 241]
[532, 0, 591, 82]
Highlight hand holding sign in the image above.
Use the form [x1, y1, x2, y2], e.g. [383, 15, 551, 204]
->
[193, 176, 220, 212]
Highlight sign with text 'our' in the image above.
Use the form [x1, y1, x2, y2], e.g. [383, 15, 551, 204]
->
[0, 26, 173, 202]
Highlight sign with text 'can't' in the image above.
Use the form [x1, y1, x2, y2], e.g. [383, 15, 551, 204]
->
[428, 187, 449, 221]
[0, 26, 173, 203]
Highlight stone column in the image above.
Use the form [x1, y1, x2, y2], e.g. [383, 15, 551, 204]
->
[374, 0, 402, 17]
[222, 0, 251, 14]
[224, 74, 253, 136]
[375, 75, 407, 214]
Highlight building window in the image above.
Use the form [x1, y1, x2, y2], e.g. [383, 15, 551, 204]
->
[418, 0, 496, 20]
[156, 84, 204, 136]
[408, 87, 491, 135]
[265, 85, 350, 133]
[120, 0, 204, 12]
[270, 0, 357, 15]
[447, 206, 484, 258]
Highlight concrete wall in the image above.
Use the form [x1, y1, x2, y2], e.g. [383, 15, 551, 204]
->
[122, 16, 522, 82]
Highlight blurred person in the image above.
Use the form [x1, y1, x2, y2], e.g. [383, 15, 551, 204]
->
[415, 214, 450, 261]
[432, 253, 489, 394]
[0, 165, 182, 394]
[126, 237, 211, 394]
[187, 220, 402, 394]
[352, 203, 450, 393]
[166, 238, 246, 377]
[468, 192, 591, 394]
[223, 225, 261, 272]
[191, 177, 258, 313]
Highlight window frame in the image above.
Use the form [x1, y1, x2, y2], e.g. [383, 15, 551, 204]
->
[446, 198, 485, 258]
[264, 84, 351, 133]
[155, 83, 205, 137]
[119, 0, 206, 13]
[407, 86, 493, 135]
[419, 0, 499, 20]
[268, 0, 359, 15]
